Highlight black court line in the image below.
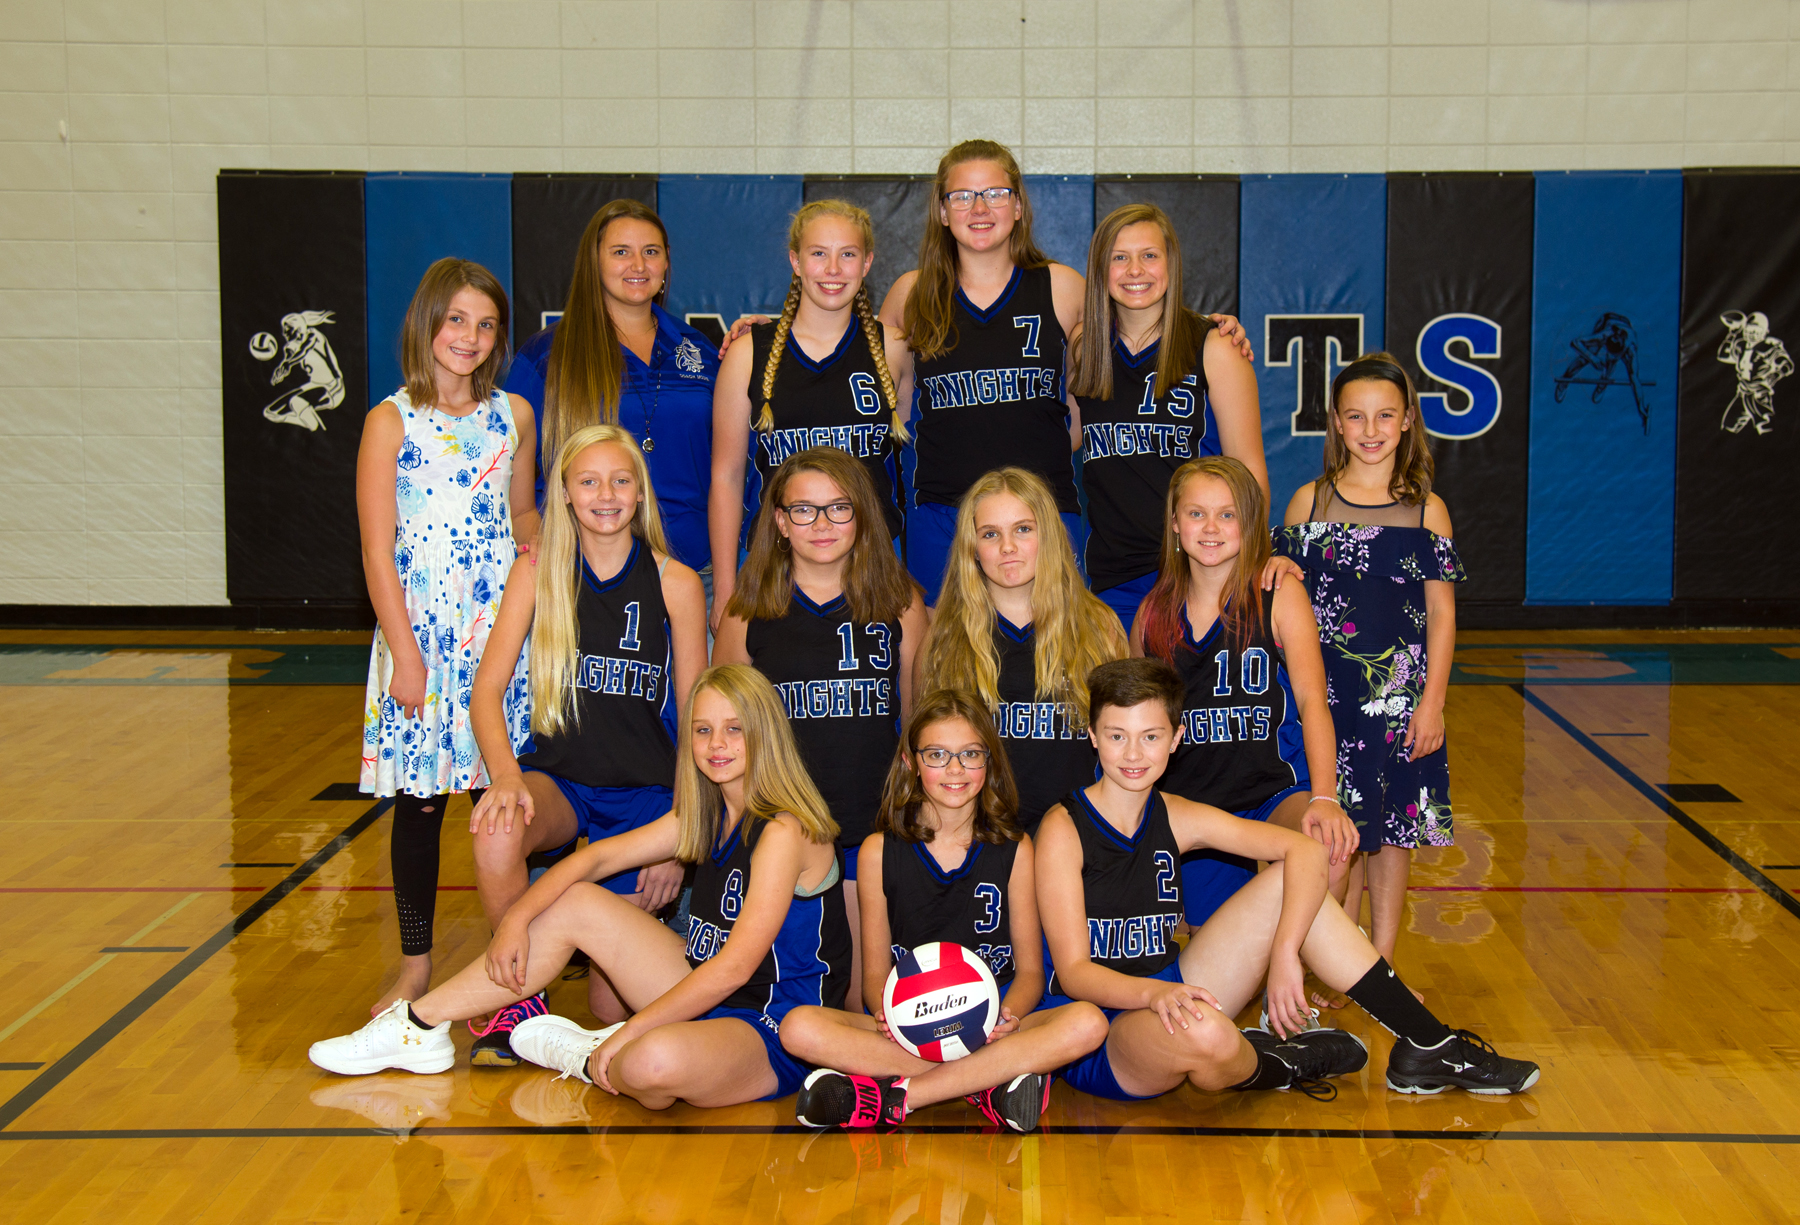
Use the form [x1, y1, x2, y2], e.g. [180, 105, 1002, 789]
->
[0, 1123, 1795, 1145]
[220, 862, 296, 869]
[0, 799, 391, 1132]
[0, 1065, 43, 1072]
[1590, 732, 1650, 737]
[1762, 865, 1800, 870]
[98, 947, 188, 954]
[1518, 686, 1800, 924]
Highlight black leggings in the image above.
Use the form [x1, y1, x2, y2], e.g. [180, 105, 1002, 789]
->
[392, 790, 482, 956]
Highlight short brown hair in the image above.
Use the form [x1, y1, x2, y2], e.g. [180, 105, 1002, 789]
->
[400, 257, 510, 409]
[1087, 657, 1183, 730]
[875, 689, 1021, 845]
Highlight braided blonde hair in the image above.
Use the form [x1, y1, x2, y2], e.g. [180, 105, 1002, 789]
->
[757, 199, 909, 444]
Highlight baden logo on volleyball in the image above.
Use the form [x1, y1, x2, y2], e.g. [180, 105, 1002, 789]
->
[882, 942, 1001, 1062]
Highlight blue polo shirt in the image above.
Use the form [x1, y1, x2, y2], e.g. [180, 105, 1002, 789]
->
[505, 304, 720, 571]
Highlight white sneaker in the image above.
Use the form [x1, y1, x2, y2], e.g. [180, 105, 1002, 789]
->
[510, 1014, 624, 1084]
[309, 999, 455, 1075]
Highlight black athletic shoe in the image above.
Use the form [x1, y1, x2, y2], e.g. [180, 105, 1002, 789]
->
[795, 1070, 908, 1128]
[1264, 1026, 1369, 1101]
[467, 992, 548, 1067]
[1385, 1029, 1540, 1096]
[965, 1073, 1050, 1133]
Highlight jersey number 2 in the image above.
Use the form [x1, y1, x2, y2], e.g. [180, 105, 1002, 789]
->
[1154, 851, 1178, 902]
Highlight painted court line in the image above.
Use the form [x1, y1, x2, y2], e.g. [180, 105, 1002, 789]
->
[0, 1124, 1794, 1145]
[1519, 685, 1800, 924]
[0, 892, 202, 1047]
[0, 801, 391, 1131]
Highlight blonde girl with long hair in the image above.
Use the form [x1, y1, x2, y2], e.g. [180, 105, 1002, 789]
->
[355, 257, 539, 1016]
[714, 447, 927, 1008]
[708, 199, 913, 633]
[1069, 203, 1268, 633]
[1132, 456, 1354, 937]
[503, 198, 722, 580]
[450, 425, 706, 1065]
[311, 665, 855, 1111]
[779, 690, 1109, 1132]
[916, 467, 1129, 829]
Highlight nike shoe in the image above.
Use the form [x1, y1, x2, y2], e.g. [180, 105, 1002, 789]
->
[965, 1073, 1050, 1133]
[508, 1014, 625, 1084]
[468, 992, 549, 1067]
[794, 1069, 909, 1128]
[1386, 1029, 1540, 1095]
[1245, 1025, 1369, 1101]
[309, 999, 454, 1076]
[1258, 1001, 1325, 1035]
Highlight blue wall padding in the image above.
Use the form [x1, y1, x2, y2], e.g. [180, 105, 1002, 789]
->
[1239, 174, 1387, 521]
[363, 172, 513, 404]
[1527, 171, 1681, 604]
[657, 174, 804, 324]
[1024, 175, 1096, 271]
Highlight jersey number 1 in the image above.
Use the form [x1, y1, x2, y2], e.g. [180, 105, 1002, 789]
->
[620, 601, 642, 652]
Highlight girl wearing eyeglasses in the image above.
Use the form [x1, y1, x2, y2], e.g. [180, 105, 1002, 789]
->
[876, 139, 1086, 606]
[777, 689, 1108, 1132]
[714, 447, 928, 1007]
[915, 467, 1129, 831]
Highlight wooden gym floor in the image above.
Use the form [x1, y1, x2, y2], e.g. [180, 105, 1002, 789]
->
[0, 627, 1796, 1223]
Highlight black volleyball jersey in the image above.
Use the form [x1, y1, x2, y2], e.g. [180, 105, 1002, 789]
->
[1049, 788, 1183, 995]
[517, 538, 676, 789]
[992, 616, 1097, 830]
[746, 588, 901, 847]
[882, 834, 1020, 987]
[1161, 599, 1306, 813]
[912, 264, 1079, 513]
[743, 319, 905, 543]
[1076, 336, 1220, 591]
[685, 815, 852, 1015]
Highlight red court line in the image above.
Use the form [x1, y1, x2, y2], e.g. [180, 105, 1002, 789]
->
[0, 886, 480, 893]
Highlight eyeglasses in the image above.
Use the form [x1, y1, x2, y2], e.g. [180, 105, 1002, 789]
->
[917, 747, 991, 769]
[943, 187, 1015, 211]
[779, 501, 855, 525]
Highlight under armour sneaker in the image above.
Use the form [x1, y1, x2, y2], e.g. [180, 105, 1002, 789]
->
[965, 1073, 1050, 1133]
[795, 1070, 909, 1129]
[1245, 1025, 1369, 1101]
[468, 992, 549, 1067]
[1385, 1029, 1540, 1095]
[309, 1073, 453, 1131]
[309, 999, 454, 1076]
[508, 1013, 624, 1084]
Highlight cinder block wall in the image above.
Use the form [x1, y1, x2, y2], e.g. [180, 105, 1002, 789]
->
[0, 0, 1793, 605]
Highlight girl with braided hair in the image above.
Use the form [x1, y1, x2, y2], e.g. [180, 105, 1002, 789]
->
[709, 200, 912, 633]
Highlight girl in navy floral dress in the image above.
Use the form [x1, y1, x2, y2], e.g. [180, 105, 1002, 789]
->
[1279, 353, 1464, 971]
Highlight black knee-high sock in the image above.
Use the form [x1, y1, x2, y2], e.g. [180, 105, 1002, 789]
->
[1344, 958, 1451, 1047]
[392, 793, 448, 956]
[1229, 1046, 1293, 1091]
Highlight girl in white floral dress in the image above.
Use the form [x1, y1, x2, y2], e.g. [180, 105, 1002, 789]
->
[357, 258, 539, 1014]
[1280, 353, 1463, 971]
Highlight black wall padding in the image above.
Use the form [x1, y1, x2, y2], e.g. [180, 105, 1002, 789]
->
[510, 174, 657, 350]
[1676, 169, 1800, 600]
[1386, 172, 1534, 604]
[1093, 176, 1240, 316]
[801, 176, 934, 313]
[218, 170, 369, 606]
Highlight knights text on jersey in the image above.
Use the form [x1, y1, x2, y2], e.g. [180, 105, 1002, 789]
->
[1160, 601, 1307, 812]
[1076, 337, 1220, 591]
[1049, 788, 1183, 995]
[516, 538, 676, 789]
[744, 319, 905, 544]
[993, 616, 1098, 830]
[685, 815, 852, 1015]
[911, 264, 1079, 513]
[882, 835, 1020, 986]
[746, 589, 901, 847]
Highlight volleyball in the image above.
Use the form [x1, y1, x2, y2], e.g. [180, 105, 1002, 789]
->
[882, 942, 1001, 1062]
[248, 331, 277, 361]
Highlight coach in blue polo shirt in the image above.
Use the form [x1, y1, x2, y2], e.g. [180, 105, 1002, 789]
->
[505, 198, 721, 585]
